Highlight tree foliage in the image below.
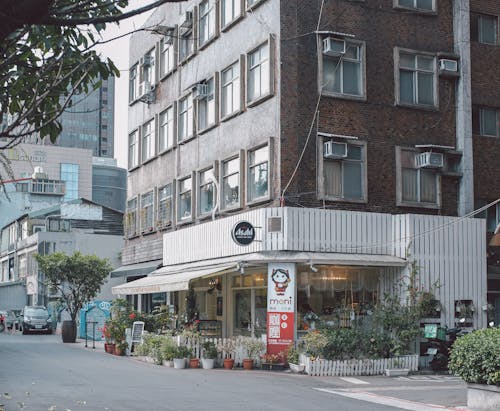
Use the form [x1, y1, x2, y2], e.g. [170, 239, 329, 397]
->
[35, 251, 112, 322]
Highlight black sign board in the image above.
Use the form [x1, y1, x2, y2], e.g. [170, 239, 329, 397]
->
[231, 221, 255, 246]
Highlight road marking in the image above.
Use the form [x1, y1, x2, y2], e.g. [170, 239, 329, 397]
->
[339, 377, 370, 385]
[314, 388, 464, 411]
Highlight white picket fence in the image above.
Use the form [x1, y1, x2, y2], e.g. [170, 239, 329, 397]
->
[299, 354, 419, 377]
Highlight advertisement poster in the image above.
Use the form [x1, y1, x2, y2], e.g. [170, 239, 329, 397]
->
[267, 263, 295, 355]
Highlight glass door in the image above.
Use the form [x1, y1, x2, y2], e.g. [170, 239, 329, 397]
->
[233, 289, 252, 336]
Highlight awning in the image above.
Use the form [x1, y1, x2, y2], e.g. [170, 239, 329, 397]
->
[111, 264, 235, 295]
[109, 259, 162, 278]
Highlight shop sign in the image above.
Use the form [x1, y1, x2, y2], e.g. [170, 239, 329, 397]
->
[231, 221, 255, 246]
[267, 263, 295, 356]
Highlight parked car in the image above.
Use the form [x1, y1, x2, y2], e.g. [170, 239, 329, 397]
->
[20, 306, 53, 334]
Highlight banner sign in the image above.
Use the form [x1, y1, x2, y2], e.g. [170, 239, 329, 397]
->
[267, 263, 295, 356]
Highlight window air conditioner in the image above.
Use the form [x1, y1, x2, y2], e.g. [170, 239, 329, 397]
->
[324, 141, 348, 158]
[415, 152, 444, 168]
[439, 59, 458, 72]
[138, 81, 151, 98]
[180, 11, 193, 29]
[193, 83, 210, 100]
[323, 38, 346, 56]
[141, 55, 153, 67]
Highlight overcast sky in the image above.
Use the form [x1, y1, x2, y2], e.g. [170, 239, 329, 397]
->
[94, 1, 151, 168]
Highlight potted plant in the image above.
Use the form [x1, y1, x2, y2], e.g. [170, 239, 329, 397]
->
[286, 344, 304, 373]
[161, 337, 177, 367]
[201, 341, 217, 369]
[261, 352, 285, 371]
[114, 340, 128, 356]
[217, 338, 237, 369]
[173, 345, 191, 369]
[240, 336, 266, 370]
[101, 324, 114, 354]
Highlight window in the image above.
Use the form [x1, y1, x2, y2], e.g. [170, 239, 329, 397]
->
[160, 34, 176, 76]
[159, 106, 175, 152]
[198, 77, 216, 131]
[322, 41, 364, 97]
[129, 65, 138, 102]
[179, 15, 195, 62]
[141, 191, 154, 232]
[222, 156, 240, 209]
[221, 61, 241, 118]
[141, 49, 156, 85]
[396, 0, 434, 12]
[248, 145, 269, 202]
[473, 106, 499, 137]
[471, 13, 498, 45]
[142, 119, 155, 162]
[199, 0, 217, 47]
[125, 198, 138, 237]
[222, 0, 242, 28]
[60, 163, 79, 201]
[178, 176, 192, 220]
[247, 42, 271, 103]
[398, 51, 436, 107]
[198, 168, 215, 215]
[178, 94, 194, 142]
[399, 149, 439, 206]
[128, 130, 139, 169]
[157, 184, 173, 228]
[323, 142, 365, 201]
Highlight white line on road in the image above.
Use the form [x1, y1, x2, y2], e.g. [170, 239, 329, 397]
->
[339, 377, 370, 385]
[314, 388, 464, 411]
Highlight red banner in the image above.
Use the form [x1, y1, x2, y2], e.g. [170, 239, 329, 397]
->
[266, 312, 294, 355]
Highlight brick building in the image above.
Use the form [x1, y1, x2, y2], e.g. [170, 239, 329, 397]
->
[113, 0, 499, 343]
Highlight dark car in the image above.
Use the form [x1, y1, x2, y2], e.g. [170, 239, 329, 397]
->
[20, 306, 53, 334]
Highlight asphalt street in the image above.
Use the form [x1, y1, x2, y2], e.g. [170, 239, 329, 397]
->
[0, 332, 467, 411]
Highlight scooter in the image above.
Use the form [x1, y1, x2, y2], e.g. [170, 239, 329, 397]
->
[427, 327, 467, 371]
[0, 313, 5, 333]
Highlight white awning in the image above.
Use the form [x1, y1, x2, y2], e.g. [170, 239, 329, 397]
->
[109, 259, 162, 278]
[111, 264, 235, 295]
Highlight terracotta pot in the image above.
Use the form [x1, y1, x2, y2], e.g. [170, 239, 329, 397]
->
[104, 343, 115, 354]
[113, 345, 124, 356]
[189, 358, 200, 368]
[223, 358, 235, 370]
[243, 359, 254, 370]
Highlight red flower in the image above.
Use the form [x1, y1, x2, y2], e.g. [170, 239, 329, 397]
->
[129, 313, 136, 320]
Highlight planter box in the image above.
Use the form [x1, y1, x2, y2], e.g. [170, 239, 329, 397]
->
[467, 383, 500, 411]
[289, 363, 305, 373]
[261, 363, 285, 371]
[385, 368, 410, 377]
[300, 354, 419, 377]
[162, 360, 174, 367]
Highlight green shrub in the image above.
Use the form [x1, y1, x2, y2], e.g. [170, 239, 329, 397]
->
[302, 331, 328, 358]
[161, 337, 178, 361]
[175, 345, 192, 359]
[286, 344, 299, 364]
[202, 341, 218, 359]
[449, 328, 500, 385]
[321, 328, 363, 360]
[135, 342, 149, 356]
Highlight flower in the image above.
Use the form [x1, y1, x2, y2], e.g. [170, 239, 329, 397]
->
[261, 352, 284, 364]
[129, 312, 136, 320]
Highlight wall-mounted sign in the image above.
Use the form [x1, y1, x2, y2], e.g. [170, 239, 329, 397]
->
[231, 221, 255, 246]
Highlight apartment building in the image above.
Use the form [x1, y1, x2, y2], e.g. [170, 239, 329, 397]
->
[113, 1, 498, 347]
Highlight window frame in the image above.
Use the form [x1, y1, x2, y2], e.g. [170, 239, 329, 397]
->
[394, 47, 438, 109]
[140, 190, 155, 233]
[160, 28, 178, 79]
[178, 8, 197, 64]
[319, 37, 367, 100]
[220, 58, 244, 120]
[125, 197, 139, 238]
[221, 0, 244, 31]
[472, 13, 499, 45]
[395, 146, 441, 209]
[197, 165, 217, 218]
[198, 0, 219, 49]
[247, 142, 272, 205]
[317, 137, 367, 203]
[177, 174, 194, 223]
[129, 64, 139, 103]
[140, 47, 156, 86]
[159, 104, 176, 153]
[246, 37, 275, 107]
[197, 75, 219, 133]
[220, 153, 243, 211]
[178, 93, 195, 143]
[157, 183, 174, 229]
[128, 129, 140, 170]
[141, 118, 156, 163]
[393, 0, 436, 13]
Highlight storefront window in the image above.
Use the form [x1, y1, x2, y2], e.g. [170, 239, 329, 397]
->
[296, 265, 379, 332]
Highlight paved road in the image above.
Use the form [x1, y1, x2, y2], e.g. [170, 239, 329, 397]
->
[0, 332, 467, 411]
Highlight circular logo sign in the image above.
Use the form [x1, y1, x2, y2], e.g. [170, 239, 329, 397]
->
[231, 221, 255, 246]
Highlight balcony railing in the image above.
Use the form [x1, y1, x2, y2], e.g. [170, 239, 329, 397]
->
[29, 179, 65, 195]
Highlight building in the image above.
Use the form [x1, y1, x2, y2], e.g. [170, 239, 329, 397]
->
[113, 0, 498, 348]
[92, 157, 127, 212]
[0, 198, 124, 311]
[0, 143, 93, 229]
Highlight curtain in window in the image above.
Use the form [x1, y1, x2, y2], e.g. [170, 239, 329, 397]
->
[420, 169, 436, 203]
[402, 168, 418, 201]
[324, 160, 342, 197]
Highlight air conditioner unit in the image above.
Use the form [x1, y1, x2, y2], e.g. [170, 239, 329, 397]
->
[439, 59, 458, 73]
[193, 83, 210, 100]
[415, 152, 444, 168]
[180, 11, 193, 29]
[141, 54, 153, 67]
[324, 141, 348, 158]
[323, 37, 346, 56]
[138, 81, 151, 98]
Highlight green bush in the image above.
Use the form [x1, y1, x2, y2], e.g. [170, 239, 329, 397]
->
[175, 345, 192, 359]
[449, 328, 500, 385]
[202, 341, 218, 359]
[160, 337, 178, 361]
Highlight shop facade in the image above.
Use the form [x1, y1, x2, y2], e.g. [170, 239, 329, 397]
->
[113, 207, 488, 345]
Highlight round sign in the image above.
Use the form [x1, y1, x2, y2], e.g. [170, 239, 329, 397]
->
[231, 221, 255, 246]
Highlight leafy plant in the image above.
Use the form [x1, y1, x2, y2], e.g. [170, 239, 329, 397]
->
[302, 331, 328, 359]
[202, 341, 218, 359]
[217, 338, 237, 359]
[261, 352, 284, 364]
[160, 338, 178, 361]
[449, 328, 500, 385]
[239, 336, 266, 360]
[286, 344, 300, 364]
[175, 345, 193, 359]
[135, 341, 149, 357]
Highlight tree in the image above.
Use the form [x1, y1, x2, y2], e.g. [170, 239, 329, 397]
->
[0, 0, 183, 149]
[35, 251, 113, 342]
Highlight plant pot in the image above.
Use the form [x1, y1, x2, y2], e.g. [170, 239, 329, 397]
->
[61, 320, 77, 343]
[223, 358, 235, 370]
[114, 346, 124, 356]
[104, 343, 115, 354]
[385, 368, 410, 377]
[162, 360, 173, 367]
[173, 358, 186, 369]
[202, 358, 215, 369]
[289, 363, 305, 373]
[261, 362, 285, 371]
[189, 358, 200, 369]
[243, 359, 254, 370]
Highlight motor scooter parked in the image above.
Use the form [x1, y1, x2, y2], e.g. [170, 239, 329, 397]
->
[0, 313, 5, 333]
[426, 326, 467, 371]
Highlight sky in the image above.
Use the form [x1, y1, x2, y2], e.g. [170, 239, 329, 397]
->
[94, 1, 151, 168]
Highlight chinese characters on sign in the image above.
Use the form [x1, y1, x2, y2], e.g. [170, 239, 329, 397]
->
[267, 263, 295, 355]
